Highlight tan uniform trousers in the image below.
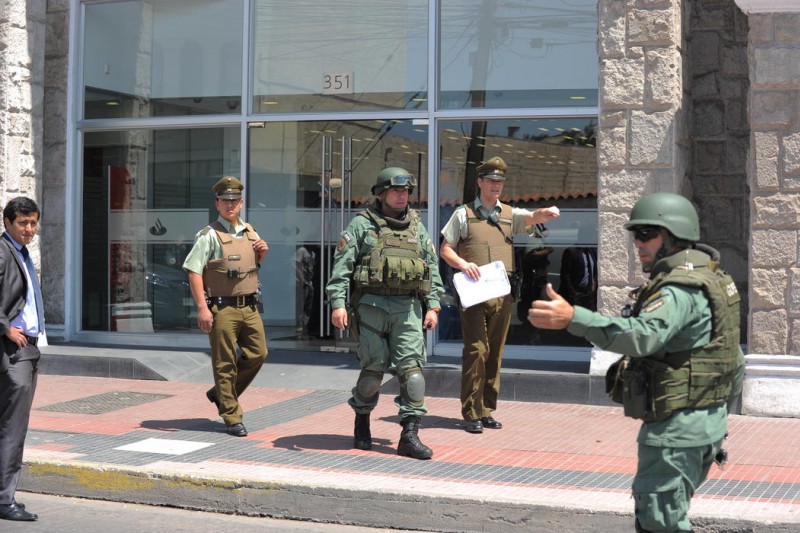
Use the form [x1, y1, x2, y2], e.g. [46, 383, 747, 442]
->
[458, 294, 513, 420]
[207, 303, 268, 425]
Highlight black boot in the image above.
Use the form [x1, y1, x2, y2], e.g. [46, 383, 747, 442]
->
[353, 413, 372, 450]
[397, 416, 433, 460]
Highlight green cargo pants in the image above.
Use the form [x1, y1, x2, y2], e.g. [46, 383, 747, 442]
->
[348, 297, 427, 418]
[633, 440, 721, 532]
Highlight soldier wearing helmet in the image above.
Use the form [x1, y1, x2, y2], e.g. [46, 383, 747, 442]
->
[326, 166, 444, 460]
[439, 156, 560, 434]
[529, 192, 745, 532]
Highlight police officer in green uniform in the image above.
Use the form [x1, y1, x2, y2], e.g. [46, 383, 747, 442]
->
[183, 176, 269, 437]
[326, 167, 444, 460]
[440, 156, 560, 434]
[529, 192, 745, 532]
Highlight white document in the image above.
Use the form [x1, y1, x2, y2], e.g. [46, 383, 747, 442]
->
[452, 260, 510, 308]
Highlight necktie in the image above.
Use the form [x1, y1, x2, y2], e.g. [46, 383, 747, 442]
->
[21, 246, 45, 332]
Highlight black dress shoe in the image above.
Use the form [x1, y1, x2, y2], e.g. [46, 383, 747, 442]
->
[481, 416, 503, 429]
[206, 389, 220, 409]
[0, 503, 37, 521]
[464, 419, 483, 433]
[226, 422, 248, 437]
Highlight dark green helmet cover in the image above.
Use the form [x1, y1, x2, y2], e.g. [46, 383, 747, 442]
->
[624, 192, 700, 241]
[371, 167, 416, 195]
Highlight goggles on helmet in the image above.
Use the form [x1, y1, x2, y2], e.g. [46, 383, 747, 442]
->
[386, 175, 414, 188]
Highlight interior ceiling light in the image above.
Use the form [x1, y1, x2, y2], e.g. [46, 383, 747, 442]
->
[570, 96, 586, 100]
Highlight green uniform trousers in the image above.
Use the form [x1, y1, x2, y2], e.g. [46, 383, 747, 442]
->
[633, 439, 722, 532]
[349, 300, 427, 418]
[207, 304, 268, 425]
[458, 294, 512, 421]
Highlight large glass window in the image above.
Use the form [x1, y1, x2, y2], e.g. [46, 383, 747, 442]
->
[440, 0, 598, 109]
[252, 1, 428, 113]
[248, 119, 428, 347]
[437, 118, 597, 347]
[83, 0, 244, 119]
[82, 127, 241, 332]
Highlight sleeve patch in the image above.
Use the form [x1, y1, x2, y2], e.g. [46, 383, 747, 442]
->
[337, 233, 351, 252]
[642, 298, 665, 314]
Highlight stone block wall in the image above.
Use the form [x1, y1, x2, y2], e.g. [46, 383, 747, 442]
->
[688, 0, 750, 341]
[746, 11, 800, 354]
[42, 0, 70, 328]
[597, 0, 690, 311]
[0, 1, 46, 281]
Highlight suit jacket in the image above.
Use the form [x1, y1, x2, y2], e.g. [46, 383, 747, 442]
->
[559, 246, 598, 311]
[0, 234, 29, 372]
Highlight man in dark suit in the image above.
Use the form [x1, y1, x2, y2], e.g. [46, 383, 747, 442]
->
[0, 196, 44, 522]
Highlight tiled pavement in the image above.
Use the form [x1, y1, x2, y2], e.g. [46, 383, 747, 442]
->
[20, 375, 800, 532]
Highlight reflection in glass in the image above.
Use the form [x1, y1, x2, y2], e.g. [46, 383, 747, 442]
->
[252, 1, 428, 113]
[248, 120, 427, 346]
[83, 0, 243, 119]
[82, 128, 240, 332]
[440, 0, 598, 109]
[437, 118, 597, 347]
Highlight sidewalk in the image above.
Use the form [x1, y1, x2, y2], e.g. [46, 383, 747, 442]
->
[20, 370, 800, 532]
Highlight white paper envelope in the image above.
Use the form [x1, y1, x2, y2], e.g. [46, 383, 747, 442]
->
[452, 260, 510, 308]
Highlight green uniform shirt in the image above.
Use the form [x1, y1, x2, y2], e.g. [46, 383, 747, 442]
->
[568, 285, 744, 448]
[440, 198, 541, 245]
[326, 210, 444, 312]
[182, 216, 248, 275]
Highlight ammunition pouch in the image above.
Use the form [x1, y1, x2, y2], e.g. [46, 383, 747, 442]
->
[622, 363, 651, 420]
[605, 356, 625, 404]
[606, 356, 658, 420]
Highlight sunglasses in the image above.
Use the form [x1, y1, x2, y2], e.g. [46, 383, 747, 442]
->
[631, 226, 661, 242]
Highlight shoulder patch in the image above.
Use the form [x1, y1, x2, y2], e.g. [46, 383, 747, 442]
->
[642, 299, 665, 314]
[337, 233, 351, 252]
[199, 225, 213, 236]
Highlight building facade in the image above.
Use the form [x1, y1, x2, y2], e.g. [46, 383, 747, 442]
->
[2, 0, 799, 389]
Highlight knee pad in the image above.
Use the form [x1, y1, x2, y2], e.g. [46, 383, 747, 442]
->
[399, 367, 425, 407]
[356, 369, 384, 402]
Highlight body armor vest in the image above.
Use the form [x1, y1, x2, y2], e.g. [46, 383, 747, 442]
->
[624, 249, 741, 422]
[202, 220, 260, 297]
[351, 208, 432, 296]
[457, 203, 514, 272]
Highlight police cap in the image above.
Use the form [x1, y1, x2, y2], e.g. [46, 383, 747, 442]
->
[213, 176, 244, 199]
[476, 156, 507, 180]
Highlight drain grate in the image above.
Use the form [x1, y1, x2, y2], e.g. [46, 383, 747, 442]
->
[37, 391, 173, 415]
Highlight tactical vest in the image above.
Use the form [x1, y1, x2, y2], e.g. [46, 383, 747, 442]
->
[202, 220, 260, 297]
[351, 208, 432, 296]
[624, 249, 741, 422]
[457, 202, 514, 272]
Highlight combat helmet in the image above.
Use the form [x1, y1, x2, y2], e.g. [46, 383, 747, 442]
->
[624, 192, 700, 241]
[371, 167, 416, 195]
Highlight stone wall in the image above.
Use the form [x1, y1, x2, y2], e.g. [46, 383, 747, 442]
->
[0, 0, 46, 286]
[688, 0, 750, 341]
[746, 11, 800, 354]
[42, 0, 70, 329]
[597, 0, 690, 311]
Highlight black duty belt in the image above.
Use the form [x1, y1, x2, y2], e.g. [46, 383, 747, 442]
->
[206, 295, 258, 308]
[25, 335, 38, 346]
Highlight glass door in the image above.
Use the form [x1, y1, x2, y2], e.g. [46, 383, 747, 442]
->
[248, 119, 428, 351]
